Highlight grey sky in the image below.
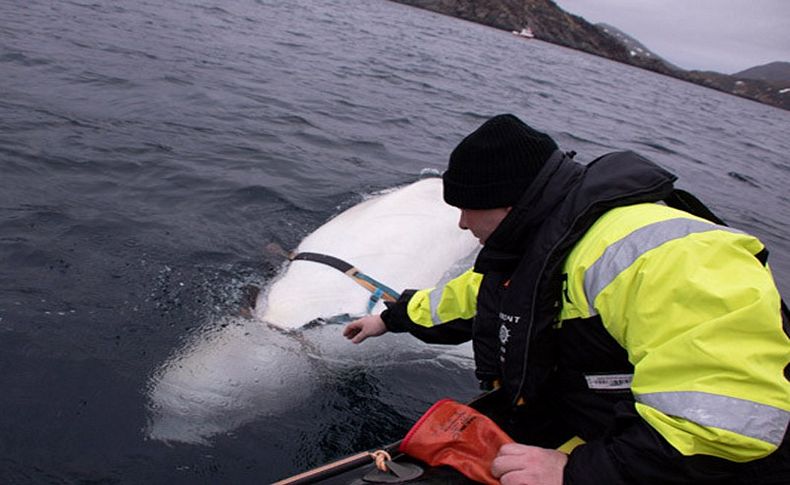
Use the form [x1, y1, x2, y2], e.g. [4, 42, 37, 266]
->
[553, 0, 790, 74]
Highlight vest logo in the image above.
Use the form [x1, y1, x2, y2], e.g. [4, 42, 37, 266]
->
[498, 312, 521, 324]
[499, 324, 510, 345]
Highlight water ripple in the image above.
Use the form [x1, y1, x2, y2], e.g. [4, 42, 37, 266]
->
[0, 0, 788, 481]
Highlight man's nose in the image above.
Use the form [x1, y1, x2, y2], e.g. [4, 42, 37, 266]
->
[458, 211, 468, 230]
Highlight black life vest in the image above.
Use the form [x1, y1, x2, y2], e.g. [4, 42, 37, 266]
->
[472, 150, 678, 406]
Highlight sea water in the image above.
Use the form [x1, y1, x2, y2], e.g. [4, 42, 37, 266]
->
[1, 0, 788, 482]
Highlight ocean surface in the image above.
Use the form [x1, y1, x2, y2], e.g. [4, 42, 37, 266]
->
[1, 0, 788, 483]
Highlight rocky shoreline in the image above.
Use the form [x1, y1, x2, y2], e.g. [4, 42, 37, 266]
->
[389, 0, 790, 111]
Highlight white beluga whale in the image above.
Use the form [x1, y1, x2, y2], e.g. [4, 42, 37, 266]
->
[145, 177, 479, 444]
[255, 177, 479, 328]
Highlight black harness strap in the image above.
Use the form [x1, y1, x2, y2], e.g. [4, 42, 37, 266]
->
[292, 252, 355, 273]
[291, 251, 401, 306]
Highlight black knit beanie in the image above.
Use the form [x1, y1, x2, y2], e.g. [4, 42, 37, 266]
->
[443, 114, 558, 209]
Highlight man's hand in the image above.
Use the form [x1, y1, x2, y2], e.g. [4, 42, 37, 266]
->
[491, 443, 568, 485]
[343, 314, 388, 344]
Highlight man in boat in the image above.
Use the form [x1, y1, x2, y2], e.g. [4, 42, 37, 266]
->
[343, 114, 789, 484]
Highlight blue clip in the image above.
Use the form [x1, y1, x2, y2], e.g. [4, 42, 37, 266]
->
[367, 287, 384, 313]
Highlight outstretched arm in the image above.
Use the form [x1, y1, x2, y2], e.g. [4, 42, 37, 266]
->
[343, 314, 387, 344]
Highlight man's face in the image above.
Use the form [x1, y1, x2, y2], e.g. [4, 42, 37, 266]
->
[458, 207, 512, 245]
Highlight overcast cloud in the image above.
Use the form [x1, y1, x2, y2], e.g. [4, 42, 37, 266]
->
[553, 0, 790, 74]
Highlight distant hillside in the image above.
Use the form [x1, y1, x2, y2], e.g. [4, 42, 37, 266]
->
[734, 62, 790, 83]
[388, 0, 670, 72]
[387, 0, 790, 111]
[596, 23, 679, 70]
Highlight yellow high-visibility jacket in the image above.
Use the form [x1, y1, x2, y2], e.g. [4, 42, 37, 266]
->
[387, 202, 790, 478]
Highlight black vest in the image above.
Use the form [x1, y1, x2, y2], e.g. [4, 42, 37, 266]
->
[472, 150, 678, 406]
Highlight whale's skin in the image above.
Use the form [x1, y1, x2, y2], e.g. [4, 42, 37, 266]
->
[145, 318, 317, 444]
[145, 178, 479, 444]
[255, 177, 479, 328]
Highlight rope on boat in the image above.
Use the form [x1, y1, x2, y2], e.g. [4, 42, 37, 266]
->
[271, 448, 394, 485]
[369, 449, 392, 472]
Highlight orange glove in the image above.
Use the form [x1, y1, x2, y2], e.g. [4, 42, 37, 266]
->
[399, 399, 513, 485]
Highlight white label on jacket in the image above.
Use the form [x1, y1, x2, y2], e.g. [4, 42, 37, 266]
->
[584, 373, 633, 390]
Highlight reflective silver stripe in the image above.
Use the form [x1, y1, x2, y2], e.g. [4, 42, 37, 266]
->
[636, 391, 790, 445]
[585, 373, 633, 390]
[429, 249, 480, 325]
[428, 286, 444, 325]
[585, 218, 741, 315]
